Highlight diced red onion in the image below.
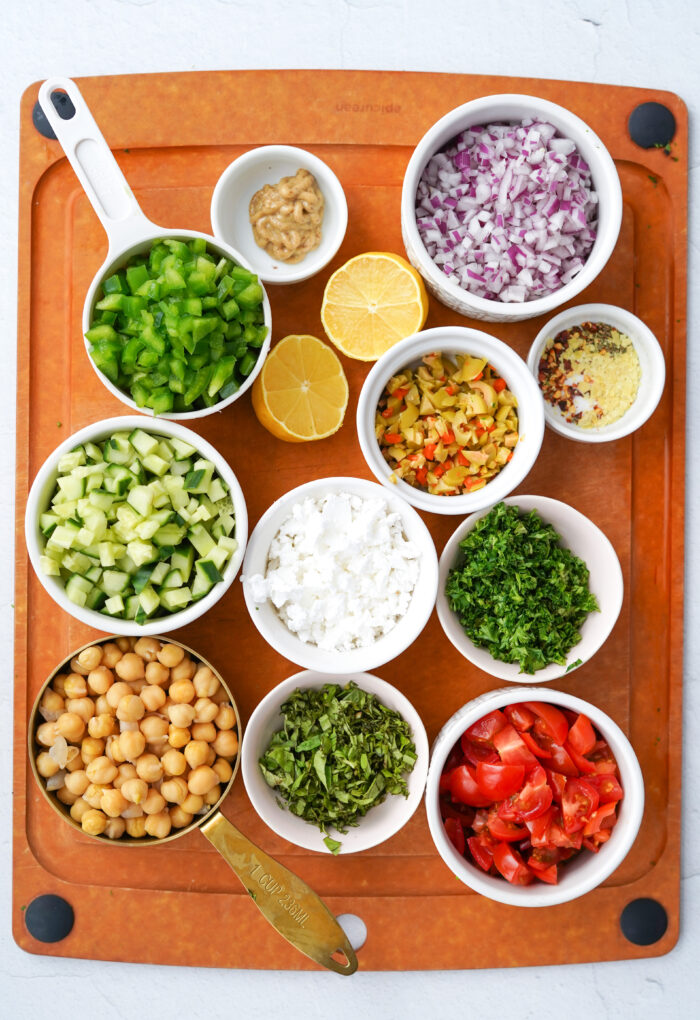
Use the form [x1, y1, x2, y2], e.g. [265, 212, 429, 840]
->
[415, 119, 598, 302]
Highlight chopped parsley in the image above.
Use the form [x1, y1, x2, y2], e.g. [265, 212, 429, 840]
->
[445, 502, 599, 674]
[259, 682, 417, 853]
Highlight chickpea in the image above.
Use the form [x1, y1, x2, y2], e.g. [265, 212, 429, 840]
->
[81, 736, 105, 765]
[104, 817, 126, 840]
[168, 703, 195, 729]
[81, 809, 108, 836]
[215, 704, 236, 731]
[181, 792, 204, 814]
[160, 776, 188, 804]
[187, 765, 219, 796]
[140, 715, 168, 742]
[169, 679, 195, 705]
[125, 817, 147, 838]
[203, 784, 221, 806]
[56, 786, 79, 806]
[86, 756, 118, 786]
[204, 746, 216, 767]
[116, 637, 132, 653]
[117, 694, 145, 723]
[134, 637, 161, 662]
[171, 658, 196, 683]
[70, 656, 90, 677]
[129, 679, 148, 694]
[66, 750, 85, 773]
[106, 681, 131, 709]
[64, 673, 88, 699]
[135, 753, 163, 784]
[101, 642, 123, 669]
[100, 788, 129, 818]
[36, 721, 58, 747]
[83, 783, 108, 809]
[211, 685, 230, 705]
[35, 751, 60, 779]
[64, 769, 90, 796]
[52, 673, 68, 697]
[77, 645, 103, 672]
[213, 758, 233, 785]
[157, 643, 184, 668]
[145, 661, 170, 687]
[161, 748, 186, 776]
[144, 812, 172, 840]
[183, 740, 209, 770]
[66, 697, 96, 724]
[194, 698, 219, 724]
[193, 666, 219, 699]
[212, 730, 239, 759]
[119, 730, 146, 763]
[88, 713, 117, 739]
[191, 722, 216, 743]
[140, 685, 166, 713]
[114, 763, 138, 789]
[121, 778, 149, 805]
[41, 688, 65, 715]
[169, 805, 194, 829]
[168, 724, 190, 749]
[142, 789, 167, 815]
[69, 797, 91, 823]
[95, 694, 115, 717]
[56, 712, 86, 743]
[106, 736, 126, 764]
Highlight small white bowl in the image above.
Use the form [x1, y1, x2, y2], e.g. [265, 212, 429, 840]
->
[526, 303, 666, 442]
[356, 326, 544, 516]
[401, 94, 623, 323]
[25, 416, 247, 636]
[436, 495, 623, 682]
[210, 145, 348, 285]
[426, 686, 644, 906]
[240, 476, 438, 672]
[242, 670, 429, 854]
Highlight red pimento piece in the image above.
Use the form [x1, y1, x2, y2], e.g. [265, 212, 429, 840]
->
[493, 377, 507, 392]
[383, 432, 403, 444]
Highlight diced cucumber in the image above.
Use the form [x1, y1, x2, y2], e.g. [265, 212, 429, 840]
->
[150, 561, 170, 586]
[101, 570, 131, 596]
[126, 540, 157, 567]
[195, 558, 224, 584]
[39, 555, 61, 576]
[126, 484, 153, 517]
[207, 477, 228, 503]
[138, 585, 160, 616]
[188, 523, 215, 557]
[57, 475, 85, 500]
[40, 512, 59, 535]
[142, 453, 169, 476]
[66, 574, 92, 607]
[104, 594, 125, 615]
[153, 523, 187, 547]
[171, 545, 194, 578]
[160, 586, 193, 610]
[160, 568, 184, 590]
[170, 437, 197, 460]
[85, 587, 107, 611]
[128, 428, 159, 457]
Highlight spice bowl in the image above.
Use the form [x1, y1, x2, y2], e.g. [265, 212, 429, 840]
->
[240, 476, 439, 672]
[425, 686, 644, 906]
[401, 94, 622, 322]
[241, 670, 429, 854]
[356, 326, 544, 516]
[527, 303, 666, 442]
[210, 145, 348, 285]
[436, 495, 623, 682]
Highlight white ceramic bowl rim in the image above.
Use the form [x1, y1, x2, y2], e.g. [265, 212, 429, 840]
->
[425, 685, 645, 906]
[356, 327, 545, 516]
[241, 669, 430, 854]
[241, 476, 439, 672]
[401, 93, 623, 320]
[526, 303, 667, 442]
[25, 415, 248, 636]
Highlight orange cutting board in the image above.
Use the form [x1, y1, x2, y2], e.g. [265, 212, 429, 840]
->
[13, 70, 686, 969]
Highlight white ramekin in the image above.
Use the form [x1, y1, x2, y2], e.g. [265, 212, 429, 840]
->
[241, 670, 429, 854]
[210, 145, 348, 286]
[240, 476, 438, 672]
[356, 327, 544, 516]
[25, 416, 247, 635]
[426, 686, 644, 906]
[401, 94, 623, 323]
[436, 495, 623, 682]
[526, 303, 666, 442]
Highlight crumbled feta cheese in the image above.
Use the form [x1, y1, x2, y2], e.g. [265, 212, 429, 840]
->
[245, 491, 420, 651]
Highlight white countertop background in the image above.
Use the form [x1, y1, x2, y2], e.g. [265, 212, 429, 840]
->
[1, 1, 698, 1016]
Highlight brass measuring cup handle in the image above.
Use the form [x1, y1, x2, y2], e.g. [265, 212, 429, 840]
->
[201, 812, 358, 975]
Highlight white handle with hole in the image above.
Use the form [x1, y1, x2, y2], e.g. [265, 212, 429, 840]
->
[37, 77, 157, 256]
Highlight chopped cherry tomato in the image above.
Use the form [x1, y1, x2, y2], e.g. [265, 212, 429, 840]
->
[588, 740, 619, 774]
[486, 808, 528, 842]
[521, 730, 553, 758]
[492, 843, 533, 885]
[582, 836, 601, 853]
[527, 862, 558, 884]
[562, 778, 600, 834]
[544, 768, 567, 804]
[444, 744, 463, 773]
[493, 724, 538, 767]
[444, 817, 466, 855]
[587, 773, 624, 804]
[439, 796, 476, 828]
[525, 806, 556, 847]
[461, 732, 499, 765]
[471, 808, 489, 833]
[439, 769, 454, 794]
[543, 740, 579, 777]
[508, 765, 553, 821]
[468, 835, 495, 872]
[546, 814, 583, 850]
[568, 713, 596, 755]
[504, 704, 536, 732]
[475, 762, 525, 800]
[464, 710, 507, 748]
[450, 764, 492, 807]
[565, 740, 597, 775]
[525, 702, 569, 745]
[583, 801, 618, 836]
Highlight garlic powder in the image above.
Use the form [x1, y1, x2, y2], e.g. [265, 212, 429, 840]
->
[245, 491, 420, 651]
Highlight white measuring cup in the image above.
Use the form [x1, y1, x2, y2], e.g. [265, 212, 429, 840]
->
[37, 77, 272, 420]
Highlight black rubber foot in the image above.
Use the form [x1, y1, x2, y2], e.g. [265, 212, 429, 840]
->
[628, 102, 676, 149]
[32, 100, 56, 139]
[620, 897, 668, 945]
[24, 894, 75, 943]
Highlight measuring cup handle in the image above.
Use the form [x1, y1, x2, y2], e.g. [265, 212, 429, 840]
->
[200, 812, 358, 975]
[37, 77, 157, 256]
